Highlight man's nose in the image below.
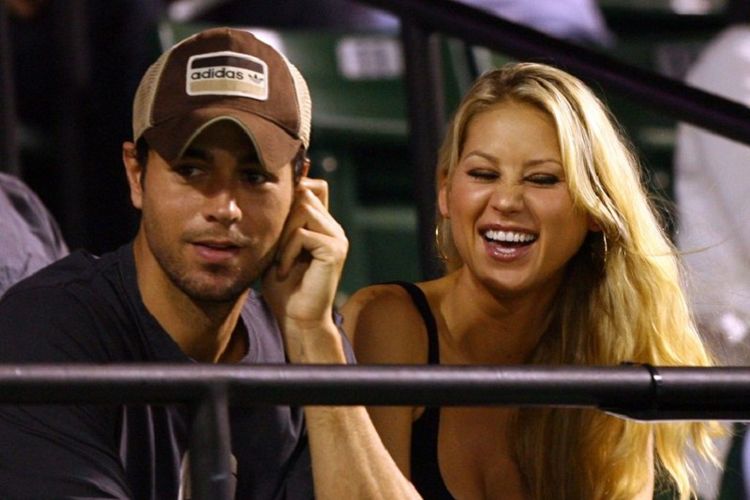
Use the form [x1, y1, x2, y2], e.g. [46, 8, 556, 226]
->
[205, 188, 242, 225]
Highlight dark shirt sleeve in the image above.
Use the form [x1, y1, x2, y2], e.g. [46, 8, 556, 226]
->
[333, 307, 357, 364]
[0, 286, 131, 499]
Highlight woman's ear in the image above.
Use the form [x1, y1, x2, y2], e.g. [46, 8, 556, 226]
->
[438, 170, 450, 218]
[587, 216, 602, 232]
[122, 141, 144, 210]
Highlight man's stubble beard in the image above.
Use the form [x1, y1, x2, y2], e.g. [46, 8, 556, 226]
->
[144, 223, 276, 304]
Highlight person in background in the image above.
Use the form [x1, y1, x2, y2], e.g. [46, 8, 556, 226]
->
[674, 1, 750, 370]
[0, 27, 420, 499]
[458, 0, 613, 46]
[0, 171, 68, 297]
[343, 62, 720, 499]
[674, 2, 750, 498]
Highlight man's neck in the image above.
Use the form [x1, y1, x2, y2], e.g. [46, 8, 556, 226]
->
[132, 237, 250, 363]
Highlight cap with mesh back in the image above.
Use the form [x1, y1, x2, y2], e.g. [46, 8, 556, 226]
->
[132, 27, 311, 169]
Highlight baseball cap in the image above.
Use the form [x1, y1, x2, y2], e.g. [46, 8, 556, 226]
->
[132, 27, 311, 169]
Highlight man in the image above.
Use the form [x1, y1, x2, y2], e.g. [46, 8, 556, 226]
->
[0, 172, 68, 298]
[0, 27, 419, 499]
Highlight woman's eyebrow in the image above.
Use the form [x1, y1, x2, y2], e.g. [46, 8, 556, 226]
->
[463, 151, 562, 168]
[524, 158, 563, 167]
[463, 150, 497, 163]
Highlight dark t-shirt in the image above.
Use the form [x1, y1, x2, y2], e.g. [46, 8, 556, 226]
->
[0, 243, 350, 499]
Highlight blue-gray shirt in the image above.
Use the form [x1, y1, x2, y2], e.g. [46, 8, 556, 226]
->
[0, 172, 68, 298]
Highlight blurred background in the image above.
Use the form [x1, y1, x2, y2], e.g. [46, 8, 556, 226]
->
[0, 0, 740, 300]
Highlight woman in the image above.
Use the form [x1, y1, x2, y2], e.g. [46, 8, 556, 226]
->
[341, 62, 720, 499]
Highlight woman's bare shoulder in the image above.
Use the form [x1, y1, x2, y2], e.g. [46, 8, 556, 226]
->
[341, 283, 432, 364]
[342, 283, 417, 315]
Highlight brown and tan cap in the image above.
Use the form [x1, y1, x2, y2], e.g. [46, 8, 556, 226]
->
[132, 27, 311, 168]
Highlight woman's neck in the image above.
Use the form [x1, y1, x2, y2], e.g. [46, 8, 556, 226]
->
[435, 268, 559, 365]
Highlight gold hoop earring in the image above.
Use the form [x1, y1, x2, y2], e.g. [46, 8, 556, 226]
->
[434, 224, 449, 263]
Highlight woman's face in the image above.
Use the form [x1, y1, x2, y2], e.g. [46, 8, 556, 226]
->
[439, 100, 595, 297]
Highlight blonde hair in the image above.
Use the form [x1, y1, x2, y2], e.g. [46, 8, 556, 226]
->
[436, 62, 721, 499]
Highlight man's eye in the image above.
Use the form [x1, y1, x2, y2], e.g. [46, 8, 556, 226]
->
[173, 164, 204, 179]
[242, 171, 270, 185]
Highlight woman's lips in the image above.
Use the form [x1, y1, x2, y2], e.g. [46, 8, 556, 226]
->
[483, 237, 534, 262]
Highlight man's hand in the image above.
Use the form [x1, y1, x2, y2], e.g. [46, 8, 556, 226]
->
[262, 178, 420, 499]
[261, 177, 348, 363]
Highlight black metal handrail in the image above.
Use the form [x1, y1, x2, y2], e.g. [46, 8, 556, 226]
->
[3, 363, 749, 500]
[3, 364, 750, 420]
[0, 3, 19, 176]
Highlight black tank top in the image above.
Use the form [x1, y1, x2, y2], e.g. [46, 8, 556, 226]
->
[391, 282, 454, 500]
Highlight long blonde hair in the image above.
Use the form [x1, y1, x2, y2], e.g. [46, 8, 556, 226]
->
[436, 62, 720, 499]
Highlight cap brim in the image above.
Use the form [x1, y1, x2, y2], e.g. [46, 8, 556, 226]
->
[143, 108, 303, 169]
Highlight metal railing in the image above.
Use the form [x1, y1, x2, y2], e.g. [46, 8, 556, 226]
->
[6, 364, 750, 417]
[0, 3, 19, 176]
[3, 363, 750, 499]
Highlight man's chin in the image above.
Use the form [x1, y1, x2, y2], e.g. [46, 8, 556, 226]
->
[179, 277, 254, 304]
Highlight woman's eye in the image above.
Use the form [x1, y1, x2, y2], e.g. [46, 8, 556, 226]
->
[527, 174, 560, 185]
[467, 169, 498, 180]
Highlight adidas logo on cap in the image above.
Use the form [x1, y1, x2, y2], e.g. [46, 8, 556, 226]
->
[187, 51, 269, 100]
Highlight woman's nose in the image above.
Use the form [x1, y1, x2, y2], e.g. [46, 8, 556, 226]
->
[490, 182, 524, 214]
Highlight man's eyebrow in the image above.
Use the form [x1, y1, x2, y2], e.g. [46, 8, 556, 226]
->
[180, 147, 211, 161]
[238, 152, 262, 166]
[179, 148, 262, 166]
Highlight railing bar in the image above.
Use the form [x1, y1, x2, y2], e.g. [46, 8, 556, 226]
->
[357, 0, 750, 146]
[0, 1, 20, 176]
[1, 365, 750, 420]
[52, 0, 89, 247]
[189, 386, 232, 500]
[400, 20, 445, 280]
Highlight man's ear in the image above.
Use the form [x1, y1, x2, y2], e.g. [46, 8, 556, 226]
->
[438, 170, 450, 218]
[299, 157, 310, 178]
[122, 141, 144, 209]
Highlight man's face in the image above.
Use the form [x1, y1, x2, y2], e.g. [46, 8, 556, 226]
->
[128, 120, 296, 303]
